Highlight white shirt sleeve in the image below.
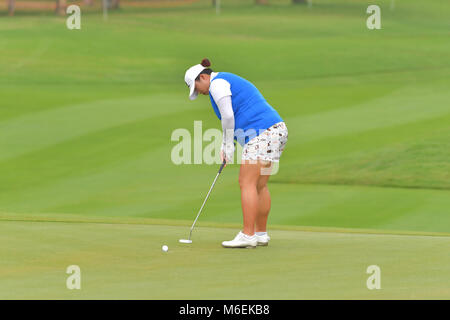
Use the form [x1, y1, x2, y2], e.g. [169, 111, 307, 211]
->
[215, 95, 235, 162]
[210, 79, 232, 103]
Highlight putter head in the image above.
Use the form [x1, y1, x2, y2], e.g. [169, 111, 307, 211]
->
[179, 239, 192, 244]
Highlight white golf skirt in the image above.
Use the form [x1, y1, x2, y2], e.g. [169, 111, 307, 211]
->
[241, 122, 288, 163]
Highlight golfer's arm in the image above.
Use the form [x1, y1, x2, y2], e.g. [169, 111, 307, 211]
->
[216, 95, 235, 158]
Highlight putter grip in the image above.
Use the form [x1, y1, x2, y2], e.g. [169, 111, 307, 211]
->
[218, 159, 226, 174]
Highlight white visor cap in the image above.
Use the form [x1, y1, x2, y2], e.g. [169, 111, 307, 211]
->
[184, 64, 206, 100]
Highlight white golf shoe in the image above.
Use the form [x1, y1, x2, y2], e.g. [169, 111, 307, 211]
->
[256, 234, 271, 246]
[222, 231, 257, 248]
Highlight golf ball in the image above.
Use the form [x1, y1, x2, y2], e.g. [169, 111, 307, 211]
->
[162, 245, 168, 252]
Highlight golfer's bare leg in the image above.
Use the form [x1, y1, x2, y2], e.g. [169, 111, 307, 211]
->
[239, 160, 261, 236]
[256, 161, 272, 232]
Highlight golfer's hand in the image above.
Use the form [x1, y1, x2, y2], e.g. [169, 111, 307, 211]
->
[220, 150, 228, 167]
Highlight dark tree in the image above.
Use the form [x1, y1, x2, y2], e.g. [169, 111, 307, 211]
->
[8, 0, 15, 15]
[55, 0, 67, 15]
[111, 0, 120, 9]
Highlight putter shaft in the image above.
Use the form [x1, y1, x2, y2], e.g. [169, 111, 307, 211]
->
[187, 160, 226, 240]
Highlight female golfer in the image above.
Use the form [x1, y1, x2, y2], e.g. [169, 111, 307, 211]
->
[184, 58, 288, 248]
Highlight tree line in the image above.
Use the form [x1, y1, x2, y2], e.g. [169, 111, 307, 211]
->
[7, 0, 309, 16]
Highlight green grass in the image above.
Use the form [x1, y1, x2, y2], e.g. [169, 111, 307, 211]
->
[1, 220, 449, 299]
[0, 0, 449, 299]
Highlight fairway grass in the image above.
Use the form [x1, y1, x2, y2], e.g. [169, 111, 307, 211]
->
[1, 219, 449, 299]
[1, 1, 449, 231]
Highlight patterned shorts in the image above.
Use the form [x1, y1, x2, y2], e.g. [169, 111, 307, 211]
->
[242, 122, 288, 163]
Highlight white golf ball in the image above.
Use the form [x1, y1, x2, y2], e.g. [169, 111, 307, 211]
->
[162, 245, 168, 252]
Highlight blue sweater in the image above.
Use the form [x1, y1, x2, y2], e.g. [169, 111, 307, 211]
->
[209, 72, 283, 145]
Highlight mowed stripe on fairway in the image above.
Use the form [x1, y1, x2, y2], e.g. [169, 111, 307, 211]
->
[0, 93, 198, 162]
[1, 164, 450, 234]
[286, 84, 450, 146]
[0, 220, 448, 299]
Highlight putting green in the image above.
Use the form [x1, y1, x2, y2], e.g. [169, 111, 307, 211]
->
[0, 219, 449, 299]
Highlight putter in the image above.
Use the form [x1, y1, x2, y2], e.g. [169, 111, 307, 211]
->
[179, 159, 227, 244]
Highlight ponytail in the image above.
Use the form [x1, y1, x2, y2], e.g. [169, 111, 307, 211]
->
[196, 58, 213, 80]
